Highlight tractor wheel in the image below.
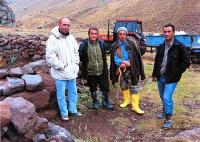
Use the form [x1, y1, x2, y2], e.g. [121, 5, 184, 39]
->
[127, 36, 146, 56]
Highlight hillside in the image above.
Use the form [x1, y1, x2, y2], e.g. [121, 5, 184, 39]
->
[7, 0, 200, 35]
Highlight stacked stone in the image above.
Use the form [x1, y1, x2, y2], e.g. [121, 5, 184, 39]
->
[0, 0, 15, 26]
[0, 60, 75, 142]
[0, 34, 48, 63]
[0, 60, 51, 110]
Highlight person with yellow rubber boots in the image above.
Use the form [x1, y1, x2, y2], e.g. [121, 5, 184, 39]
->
[110, 27, 146, 114]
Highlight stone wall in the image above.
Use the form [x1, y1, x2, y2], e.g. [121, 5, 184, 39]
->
[0, 60, 75, 142]
[0, 34, 48, 64]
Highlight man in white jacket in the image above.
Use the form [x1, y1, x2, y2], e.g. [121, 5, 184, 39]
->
[46, 17, 81, 121]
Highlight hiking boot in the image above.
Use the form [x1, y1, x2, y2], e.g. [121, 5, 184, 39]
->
[102, 102, 114, 110]
[92, 101, 99, 110]
[156, 112, 165, 119]
[162, 119, 173, 129]
[102, 92, 114, 110]
[91, 91, 99, 110]
[61, 116, 69, 122]
[69, 112, 82, 117]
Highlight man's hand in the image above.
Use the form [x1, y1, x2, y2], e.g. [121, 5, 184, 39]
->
[122, 60, 130, 67]
[120, 63, 126, 68]
[152, 76, 157, 82]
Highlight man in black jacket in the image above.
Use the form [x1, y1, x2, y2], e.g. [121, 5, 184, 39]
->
[110, 27, 146, 114]
[79, 27, 113, 110]
[152, 23, 190, 129]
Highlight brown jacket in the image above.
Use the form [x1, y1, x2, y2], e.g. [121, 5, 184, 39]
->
[110, 38, 145, 85]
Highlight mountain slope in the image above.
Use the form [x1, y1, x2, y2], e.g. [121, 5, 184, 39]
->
[8, 0, 200, 34]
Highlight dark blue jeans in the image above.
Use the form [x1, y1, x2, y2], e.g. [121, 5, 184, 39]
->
[157, 76, 177, 115]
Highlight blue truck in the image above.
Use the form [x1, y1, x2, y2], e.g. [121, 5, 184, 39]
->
[145, 34, 200, 63]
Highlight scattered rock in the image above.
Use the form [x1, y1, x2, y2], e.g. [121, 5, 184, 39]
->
[47, 122, 75, 142]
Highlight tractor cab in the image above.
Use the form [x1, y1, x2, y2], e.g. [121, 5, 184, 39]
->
[113, 19, 143, 34]
[113, 18, 144, 42]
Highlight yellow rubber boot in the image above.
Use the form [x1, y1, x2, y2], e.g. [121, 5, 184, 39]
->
[131, 94, 144, 114]
[120, 90, 130, 108]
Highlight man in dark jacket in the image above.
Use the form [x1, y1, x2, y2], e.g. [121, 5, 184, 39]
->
[152, 23, 190, 129]
[79, 27, 113, 110]
[110, 27, 146, 114]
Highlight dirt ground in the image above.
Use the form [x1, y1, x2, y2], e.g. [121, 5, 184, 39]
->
[51, 53, 200, 142]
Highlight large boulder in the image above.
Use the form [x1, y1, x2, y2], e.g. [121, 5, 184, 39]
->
[21, 74, 43, 91]
[1, 77, 25, 96]
[12, 89, 50, 110]
[2, 97, 37, 134]
[0, 102, 11, 127]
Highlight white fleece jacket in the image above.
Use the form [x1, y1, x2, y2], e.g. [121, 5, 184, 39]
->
[46, 26, 79, 80]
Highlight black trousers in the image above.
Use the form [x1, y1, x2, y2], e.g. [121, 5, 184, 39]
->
[87, 74, 109, 93]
